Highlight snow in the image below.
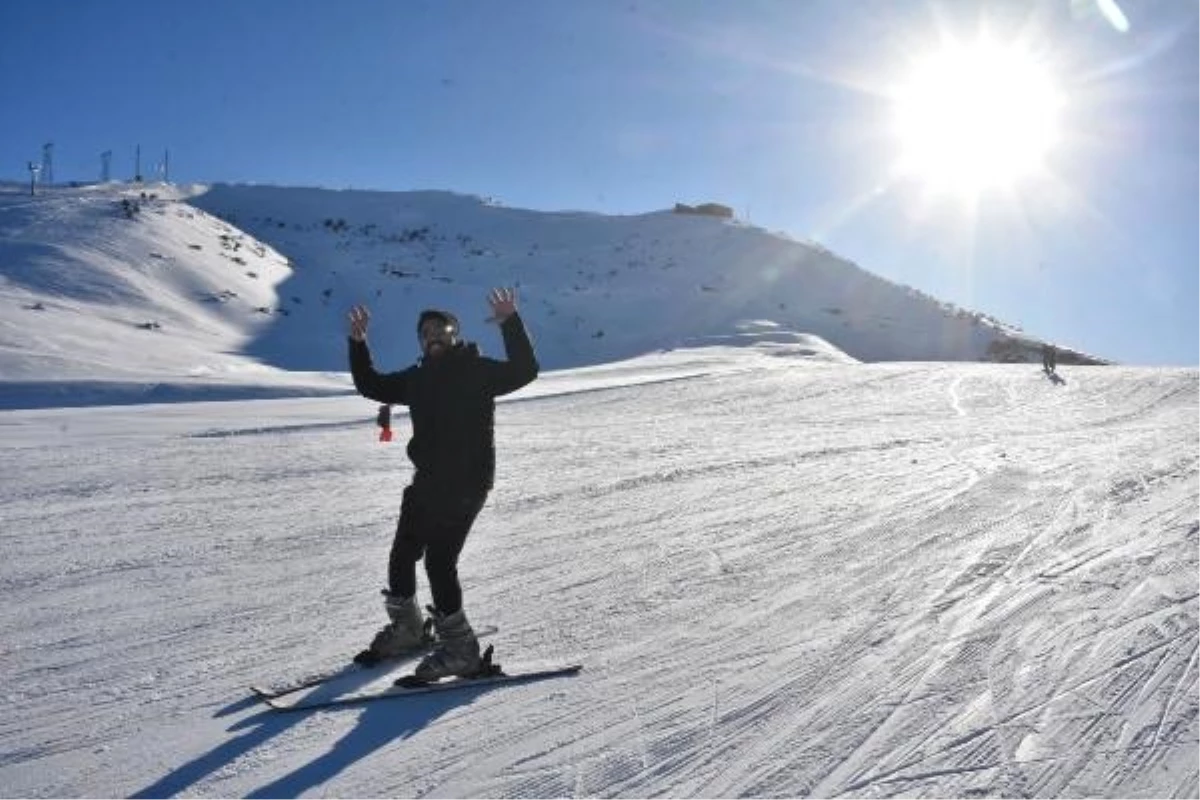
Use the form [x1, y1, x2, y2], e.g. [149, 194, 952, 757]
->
[1, 355, 1195, 797]
[0, 181, 1195, 797]
[0, 181, 1102, 411]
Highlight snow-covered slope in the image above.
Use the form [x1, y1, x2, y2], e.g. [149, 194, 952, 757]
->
[0, 352, 1194, 797]
[0, 183, 347, 408]
[185, 182, 1083, 370]
[0, 181, 1103, 408]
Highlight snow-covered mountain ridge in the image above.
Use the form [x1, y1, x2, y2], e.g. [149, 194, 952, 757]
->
[0, 181, 1105, 408]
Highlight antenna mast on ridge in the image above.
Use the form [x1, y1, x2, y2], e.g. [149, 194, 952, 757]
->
[41, 142, 53, 186]
[101, 150, 112, 182]
[27, 162, 41, 196]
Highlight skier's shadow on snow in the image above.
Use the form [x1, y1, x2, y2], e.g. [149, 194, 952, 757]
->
[246, 691, 493, 798]
[131, 685, 496, 799]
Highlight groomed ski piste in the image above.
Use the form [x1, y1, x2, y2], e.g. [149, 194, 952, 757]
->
[0, 182, 1195, 797]
[3, 355, 1196, 797]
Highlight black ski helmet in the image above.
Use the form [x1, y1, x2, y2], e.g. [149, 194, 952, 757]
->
[416, 308, 459, 338]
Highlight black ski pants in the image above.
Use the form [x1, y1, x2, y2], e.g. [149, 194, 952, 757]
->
[388, 483, 487, 615]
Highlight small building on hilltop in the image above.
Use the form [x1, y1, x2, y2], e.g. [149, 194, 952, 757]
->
[673, 202, 735, 220]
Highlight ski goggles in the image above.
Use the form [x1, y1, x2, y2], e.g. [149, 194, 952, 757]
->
[419, 319, 457, 343]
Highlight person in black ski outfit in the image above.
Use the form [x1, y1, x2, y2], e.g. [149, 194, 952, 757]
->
[346, 288, 538, 680]
[1042, 343, 1058, 373]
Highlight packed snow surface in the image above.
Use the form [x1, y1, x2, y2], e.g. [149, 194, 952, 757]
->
[1, 348, 1195, 798]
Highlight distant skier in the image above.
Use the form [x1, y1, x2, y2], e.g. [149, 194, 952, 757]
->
[346, 288, 538, 680]
[1042, 343, 1058, 373]
[376, 404, 393, 442]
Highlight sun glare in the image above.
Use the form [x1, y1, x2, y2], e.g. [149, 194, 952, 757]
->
[892, 40, 1063, 197]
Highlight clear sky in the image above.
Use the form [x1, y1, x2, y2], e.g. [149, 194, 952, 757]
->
[1, 0, 1196, 365]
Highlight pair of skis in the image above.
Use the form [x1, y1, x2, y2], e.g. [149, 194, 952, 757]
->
[251, 628, 581, 711]
[248, 624, 499, 699]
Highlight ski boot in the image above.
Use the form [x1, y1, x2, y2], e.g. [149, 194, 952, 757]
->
[413, 607, 481, 681]
[354, 591, 433, 666]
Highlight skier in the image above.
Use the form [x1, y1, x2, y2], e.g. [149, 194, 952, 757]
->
[346, 288, 538, 681]
[376, 404, 393, 442]
[1042, 343, 1058, 373]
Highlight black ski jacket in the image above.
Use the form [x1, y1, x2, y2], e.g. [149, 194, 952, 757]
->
[348, 313, 538, 497]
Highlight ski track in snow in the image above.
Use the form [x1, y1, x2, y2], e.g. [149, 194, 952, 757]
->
[0, 358, 1195, 798]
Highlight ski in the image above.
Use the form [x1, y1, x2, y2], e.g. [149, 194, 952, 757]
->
[264, 651, 581, 711]
[250, 624, 498, 700]
[264, 663, 581, 712]
[250, 661, 401, 700]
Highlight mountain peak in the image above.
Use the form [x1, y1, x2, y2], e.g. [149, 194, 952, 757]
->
[0, 181, 1107, 408]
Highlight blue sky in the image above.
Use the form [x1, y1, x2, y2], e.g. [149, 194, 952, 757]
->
[1, 0, 1195, 365]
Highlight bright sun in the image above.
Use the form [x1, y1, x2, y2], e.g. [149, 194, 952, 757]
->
[892, 39, 1063, 197]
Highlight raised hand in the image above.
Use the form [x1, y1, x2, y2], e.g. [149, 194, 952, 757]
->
[348, 305, 371, 342]
[487, 287, 518, 324]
